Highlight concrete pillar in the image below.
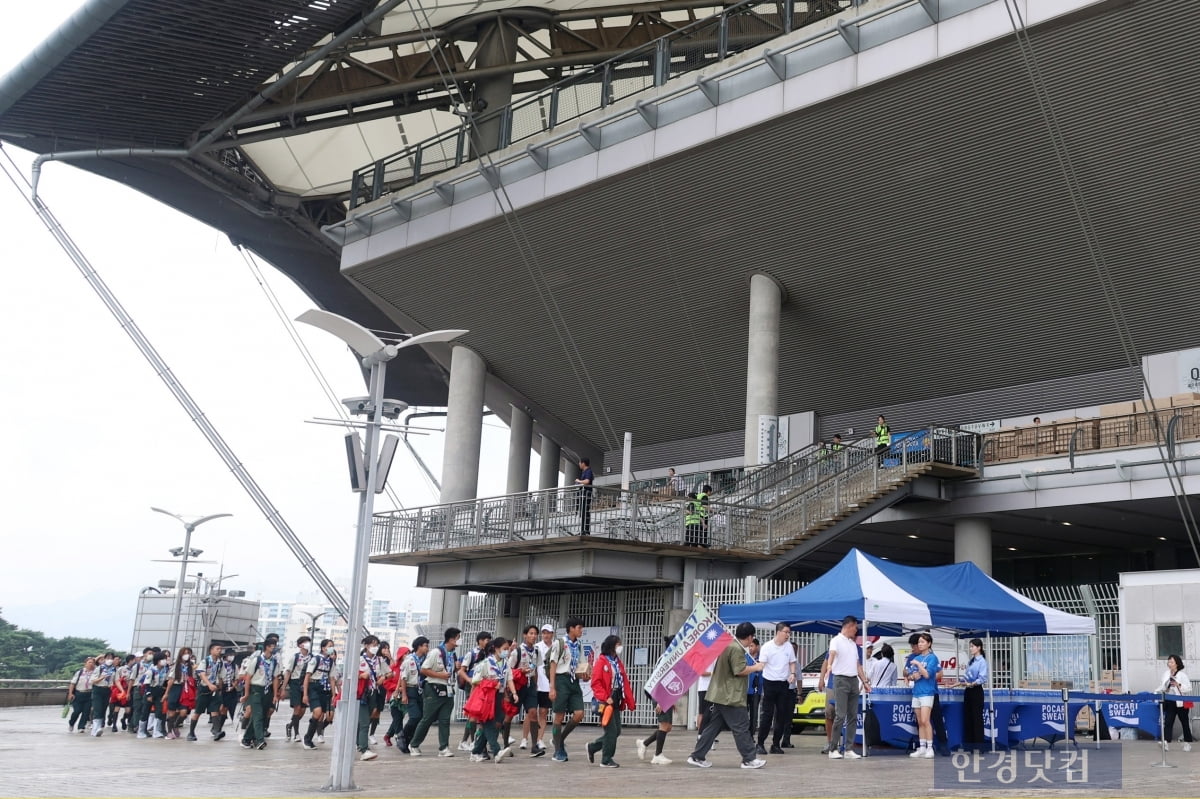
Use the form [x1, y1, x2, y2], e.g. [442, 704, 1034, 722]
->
[954, 517, 993, 575]
[538, 435, 560, 490]
[429, 345, 486, 627]
[469, 19, 519, 156]
[743, 274, 782, 466]
[562, 459, 580, 487]
[506, 404, 533, 494]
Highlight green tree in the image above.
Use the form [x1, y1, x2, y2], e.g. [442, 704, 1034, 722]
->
[0, 610, 110, 679]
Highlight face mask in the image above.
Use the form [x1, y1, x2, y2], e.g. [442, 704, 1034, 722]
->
[144, 654, 153, 661]
[104, 659, 114, 666]
[225, 656, 234, 663]
[498, 650, 509, 661]
[181, 654, 190, 662]
[300, 642, 310, 650]
[367, 646, 379, 656]
[615, 645, 624, 657]
[323, 647, 332, 655]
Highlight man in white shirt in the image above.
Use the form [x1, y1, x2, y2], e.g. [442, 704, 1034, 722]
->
[531, 623, 555, 757]
[827, 616, 871, 760]
[755, 622, 797, 755]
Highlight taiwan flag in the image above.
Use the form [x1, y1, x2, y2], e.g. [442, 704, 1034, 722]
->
[644, 600, 734, 709]
[683, 623, 733, 674]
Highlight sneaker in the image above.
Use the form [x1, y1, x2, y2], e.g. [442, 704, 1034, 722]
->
[820, 745, 829, 754]
[360, 750, 378, 761]
[711, 739, 719, 749]
[686, 756, 712, 768]
[587, 742, 598, 764]
[922, 748, 935, 759]
[240, 740, 252, 749]
[755, 744, 768, 755]
[651, 754, 672, 765]
[187, 733, 197, 742]
[383, 734, 393, 747]
[600, 760, 620, 768]
[531, 746, 546, 758]
[909, 749, 924, 758]
[769, 745, 785, 755]
[317, 734, 325, 744]
[1185, 743, 1193, 753]
[458, 740, 473, 751]
[438, 748, 455, 758]
[636, 738, 647, 761]
[781, 742, 795, 749]
[285, 722, 293, 741]
[369, 735, 378, 745]
[303, 740, 317, 750]
[553, 750, 568, 762]
[844, 750, 861, 759]
[520, 738, 528, 750]
[470, 754, 487, 763]
[741, 758, 766, 769]
[265, 730, 271, 738]
[1162, 741, 1170, 752]
[498, 745, 513, 760]
[214, 731, 226, 742]
[829, 750, 843, 759]
[409, 746, 422, 757]
[256, 740, 268, 750]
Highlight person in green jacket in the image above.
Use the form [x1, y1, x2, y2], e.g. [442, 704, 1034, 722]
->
[686, 622, 766, 770]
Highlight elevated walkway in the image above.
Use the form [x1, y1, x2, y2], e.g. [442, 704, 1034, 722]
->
[371, 425, 981, 588]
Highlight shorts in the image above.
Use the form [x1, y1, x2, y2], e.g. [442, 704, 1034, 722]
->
[537, 691, 552, 709]
[166, 684, 185, 711]
[912, 695, 934, 709]
[825, 696, 836, 718]
[288, 680, 306, 709]
[221, 690, 240, 714]
[519, 683, 539, 712]
[657, 707, 674, 725]
[196, 686, 222, 715]
[552, 673, 584, 714]
[308, 685, 332, 712]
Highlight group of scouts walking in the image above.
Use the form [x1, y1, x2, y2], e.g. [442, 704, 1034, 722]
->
[61, 617, 758, 769]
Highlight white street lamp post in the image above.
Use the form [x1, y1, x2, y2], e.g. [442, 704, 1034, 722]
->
[295, 309, 465, 792]
[151, 507, 232, 652]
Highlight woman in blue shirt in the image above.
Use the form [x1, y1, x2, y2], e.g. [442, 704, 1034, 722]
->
[904, 633, 940, 758]
[957, 638, 989, 751]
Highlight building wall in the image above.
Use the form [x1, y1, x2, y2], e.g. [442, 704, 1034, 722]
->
[1119, 569, 1200, 694]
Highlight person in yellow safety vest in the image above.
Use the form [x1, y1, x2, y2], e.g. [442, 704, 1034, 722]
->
[828, 433, 845, 473]
[684, 484, 711, 548]
[874, 415, 891, 467]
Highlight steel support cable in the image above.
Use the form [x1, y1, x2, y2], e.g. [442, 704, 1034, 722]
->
[1000, 1, 1200, 564]
[237, 246, 439, 505]
[398, 0, 626, 454]
[0, 144, 370, 637]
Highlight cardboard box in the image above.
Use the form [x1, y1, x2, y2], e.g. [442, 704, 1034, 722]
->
[1100, 402, 1136, 417]
[1172, 392, 1200, 408]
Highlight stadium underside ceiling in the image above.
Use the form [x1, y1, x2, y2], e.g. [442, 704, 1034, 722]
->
[347, 0, 1200, 453]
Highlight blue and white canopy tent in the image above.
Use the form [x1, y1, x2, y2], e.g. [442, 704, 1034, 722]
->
[720, 548, 1095, 753]
[720, 548, 1094, 636]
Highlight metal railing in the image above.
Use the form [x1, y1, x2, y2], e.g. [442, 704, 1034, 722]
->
[979, 403, 1200, 465]
[738, 425, 982, 551]
[373, 425, 980, 557]
[628, 466, 747, 498]
[348, 0, 854, 207]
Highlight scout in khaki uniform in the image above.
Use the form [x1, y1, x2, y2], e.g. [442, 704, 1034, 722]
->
[548, 617, 590, 762]
[407, 627, 461, 758]
[240, 639, 277, 750]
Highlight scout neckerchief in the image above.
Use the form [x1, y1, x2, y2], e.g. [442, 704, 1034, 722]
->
[566, 637, 582, 677]
[361, 653, 380, 691]
[604, 655, 623, 699]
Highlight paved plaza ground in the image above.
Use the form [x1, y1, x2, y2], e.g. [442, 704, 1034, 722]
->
[3, 704, 1199, 798]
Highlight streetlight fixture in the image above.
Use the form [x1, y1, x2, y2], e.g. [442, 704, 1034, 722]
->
[296, 309, 465, 792]
[150, 507, 232, 651]
[298, 610, 325, 644]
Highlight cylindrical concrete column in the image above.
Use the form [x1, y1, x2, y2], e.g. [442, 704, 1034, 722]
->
[430, 345, 487, 626]
[562, 459, 580, 487]
[538, 435, 561, 490]
[954, 517, 993, 575]
[506, 404, 533, 494]
[743, 274, 782, 466]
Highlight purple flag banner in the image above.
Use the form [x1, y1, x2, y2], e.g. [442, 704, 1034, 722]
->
[644, 598, 732, 710]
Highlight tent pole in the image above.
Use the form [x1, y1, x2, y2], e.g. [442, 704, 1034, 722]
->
[987, 630, 995, 754]
[862, 619, 869, 758]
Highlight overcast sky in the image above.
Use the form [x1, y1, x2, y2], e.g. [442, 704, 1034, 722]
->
[0, 3, 516, 648]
